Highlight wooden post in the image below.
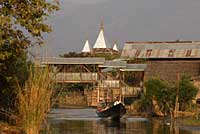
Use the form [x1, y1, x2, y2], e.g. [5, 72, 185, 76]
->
[120, 71, 122, 102]
[121, 71, 124, 102]
[175, 74, 180, 117]
[80, 64, 82, 81]
[142, 71, 146, 94]
[97, 67, 100, 81]
[97, 66, 101, 103]
[96, 82, 99, 103]
[64, 65, 65, 82]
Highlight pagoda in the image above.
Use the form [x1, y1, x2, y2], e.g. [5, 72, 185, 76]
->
[81, 21, 120, 55]
[81, 39, 91, 53]
[112, 41, 119, 52]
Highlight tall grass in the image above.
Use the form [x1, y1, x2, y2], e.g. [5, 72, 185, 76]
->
[17, 67, 52, 134]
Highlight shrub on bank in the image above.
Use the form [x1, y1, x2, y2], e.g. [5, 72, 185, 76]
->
[17, 67, 53, 134]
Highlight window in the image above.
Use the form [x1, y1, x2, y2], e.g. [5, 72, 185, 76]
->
[168, 49, 175, 57]
[146, 49, 152, 57]
[135, 50, 141, 57]
[186, 49, 192, 57]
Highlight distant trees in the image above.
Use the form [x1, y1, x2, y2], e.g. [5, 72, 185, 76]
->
[61, 51, 120, 60]
[144, 75, 198, 116]
[61, 52, 90, 58]
[0, 0, 59, 111]
[94, 53, 120, 60]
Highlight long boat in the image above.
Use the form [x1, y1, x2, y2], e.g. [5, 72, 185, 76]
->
[96, 103, 126, 120]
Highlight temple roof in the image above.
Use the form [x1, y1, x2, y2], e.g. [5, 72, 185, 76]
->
[112, 43, 119, 51]
[93, 22, 108, 49]
[82, 39, 91, 53]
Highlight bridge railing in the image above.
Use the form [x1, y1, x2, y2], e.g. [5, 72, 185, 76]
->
[122, 86, 142, 96]
[50, 73, 98, 82]
[99, 80, 120, 88]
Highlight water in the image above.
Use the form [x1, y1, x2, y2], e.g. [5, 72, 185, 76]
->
[44, 108, 200, 134]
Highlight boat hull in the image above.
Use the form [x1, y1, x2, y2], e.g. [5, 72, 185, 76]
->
[96, 103, 126, 120]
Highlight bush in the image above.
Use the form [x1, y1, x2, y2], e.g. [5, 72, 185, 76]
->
[144, 75, 198, 116]
[17, 67, 53, 134]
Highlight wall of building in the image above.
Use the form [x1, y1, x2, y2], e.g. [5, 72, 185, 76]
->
[144, 60, 200, 83]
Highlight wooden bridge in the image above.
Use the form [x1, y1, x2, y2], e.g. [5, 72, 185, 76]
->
[50, 73, 98, 83]
[41, 57, 147, 106]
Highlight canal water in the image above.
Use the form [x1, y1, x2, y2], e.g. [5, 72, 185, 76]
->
[44, 108, 200, 134]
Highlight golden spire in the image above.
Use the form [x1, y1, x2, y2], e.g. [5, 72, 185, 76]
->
[100, 17, 104, 30]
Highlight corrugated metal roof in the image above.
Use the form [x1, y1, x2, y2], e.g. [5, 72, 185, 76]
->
[42, 57, 105, 65]
[120, 64, 147, 71]
[101, 67, 115, 72]
[121, 42, 200, 59]
[99, 60, 127, 68]
[101, 64, 147, 72]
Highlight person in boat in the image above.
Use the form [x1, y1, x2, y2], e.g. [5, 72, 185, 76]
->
[113, 96, 121, 106]
[97, 98, 109, 111]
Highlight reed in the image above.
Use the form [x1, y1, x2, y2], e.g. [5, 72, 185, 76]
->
[17, 67, 52, 134]
[58, 92, 87, 106]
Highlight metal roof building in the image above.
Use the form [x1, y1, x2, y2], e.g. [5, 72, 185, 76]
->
[121, 41, 200, 59]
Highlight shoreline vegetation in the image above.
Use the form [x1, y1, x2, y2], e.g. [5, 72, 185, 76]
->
[0, 67, 54, 134]
[17, 67, 53, 134]
[0, 66, 55, 134]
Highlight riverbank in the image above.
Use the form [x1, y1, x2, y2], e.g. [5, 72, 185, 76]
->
[178, 118, 200, 127]
[0, 122, 22, 134]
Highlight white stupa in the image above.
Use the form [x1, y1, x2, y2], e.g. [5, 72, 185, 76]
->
[81, 39, 91, 53]
[93, 21, 108, 49]
[112, 42, 119, 51]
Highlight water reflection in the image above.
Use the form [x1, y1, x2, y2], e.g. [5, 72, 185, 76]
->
[44, 108, 200, 134]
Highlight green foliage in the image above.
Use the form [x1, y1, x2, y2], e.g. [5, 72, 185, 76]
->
[145, 78, 167, 99]
[145, 78, 175, 114]
[61, 52, 89, 58]
[0, 0, 59, 113]
[0, 52, 30, 110]
[61, 51, 120, 60]
[144, 75, 198, 115]
[179, 75, 198, 110]
[0, 0, 59, 61]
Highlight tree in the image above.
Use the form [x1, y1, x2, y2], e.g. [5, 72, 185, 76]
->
[144, 78, 175, 115]
[144, 75, 198, 116]
[0, 0, 59, 111]
[178, 75, 198, 110]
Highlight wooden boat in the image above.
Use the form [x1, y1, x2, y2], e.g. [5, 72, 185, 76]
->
[96, 103, 126, 120]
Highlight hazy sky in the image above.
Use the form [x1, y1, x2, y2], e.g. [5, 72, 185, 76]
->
[34, 0, 200, 56]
